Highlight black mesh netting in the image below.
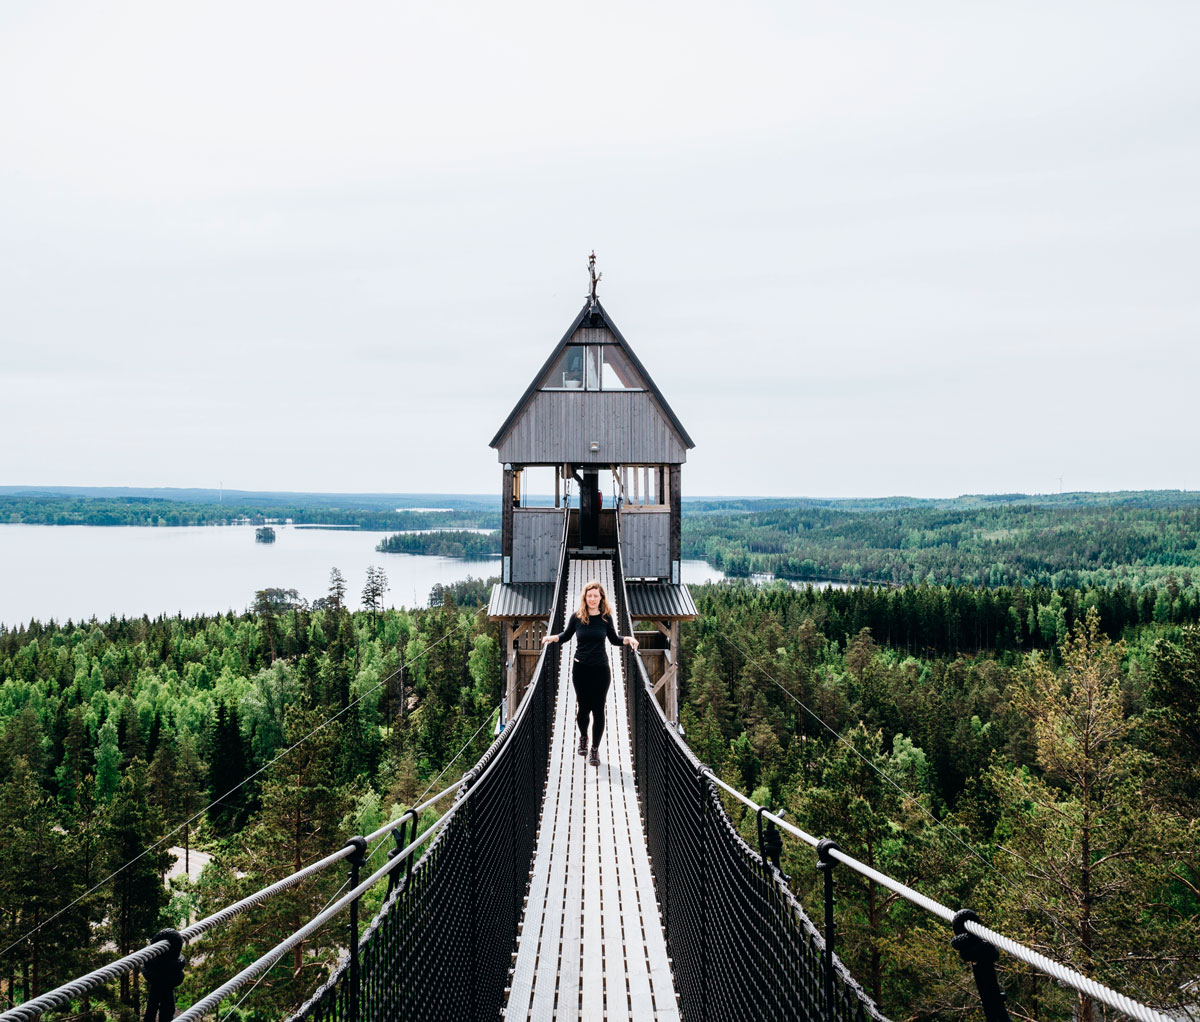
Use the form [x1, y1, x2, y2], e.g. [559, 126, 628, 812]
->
[614, 552, 889, 1022]
[290, 576, 566, 1022]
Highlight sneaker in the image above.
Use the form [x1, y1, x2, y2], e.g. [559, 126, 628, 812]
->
[589, 747, 600, 767]
[578, 735, 588, 757]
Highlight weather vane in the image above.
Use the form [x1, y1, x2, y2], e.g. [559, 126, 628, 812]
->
[587, 251, 602, 309]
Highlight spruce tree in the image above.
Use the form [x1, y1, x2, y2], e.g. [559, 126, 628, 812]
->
[100, 758, 171, 1008]
[94, 715, 122, 802]
[191, 706, 351, 1015]
[207, 703, 252, 834]
[175, 732, 208, 875]
[54, 707, 88, 813]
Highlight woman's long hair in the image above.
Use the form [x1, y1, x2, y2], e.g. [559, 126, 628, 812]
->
[576, 581, 612, 624]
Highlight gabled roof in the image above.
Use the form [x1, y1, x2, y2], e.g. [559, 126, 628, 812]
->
[489, 299, 695, 451]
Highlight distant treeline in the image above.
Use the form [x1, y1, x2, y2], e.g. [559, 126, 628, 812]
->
[683, 503, 1200, 589]
[0, 494, 499, 531]
[11, 491, 1200, 590]
[376, 531, 501, 559]
[683, 489, 1200, 514]
[0, 486, 494, 513]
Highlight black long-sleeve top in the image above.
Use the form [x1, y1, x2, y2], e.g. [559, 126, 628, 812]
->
[555, 612, 623, 667]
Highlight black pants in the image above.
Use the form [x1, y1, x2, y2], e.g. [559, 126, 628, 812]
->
[572, 659, 611, 745]
[144, 993, 175, 1022]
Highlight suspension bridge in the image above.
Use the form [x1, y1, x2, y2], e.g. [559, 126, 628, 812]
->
[0, 291, 1181, 1022]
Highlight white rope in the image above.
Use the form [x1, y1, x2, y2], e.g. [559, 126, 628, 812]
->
[0, 941, 173, 1022]
[963, 920, 1175, 1022]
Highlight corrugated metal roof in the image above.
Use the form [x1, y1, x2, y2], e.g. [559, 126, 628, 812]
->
[488, 583, 556, 619]
[626, 583, 697, 620]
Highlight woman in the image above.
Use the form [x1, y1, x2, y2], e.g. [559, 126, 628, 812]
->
[542, 580, 639, 766]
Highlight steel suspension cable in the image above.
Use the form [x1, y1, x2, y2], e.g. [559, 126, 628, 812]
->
[703, 769, 1175, 1022]
[217, 876, 352, 1022]
[0, 779, 467, 1022]
[174, 799, 462, 1022]
[0, 611, 491, 1022]
[719, 630, 1001, 874]
[360, 706, 498, 867]
[718, 627, 1083, 944]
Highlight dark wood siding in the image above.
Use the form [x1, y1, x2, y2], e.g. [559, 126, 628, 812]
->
[620, 509, 671, 579]
[569, 326, 614, 345]
[502, 468, 514, 560]
[669, 464, 681, 568]
[496, 391, 688, 465]
[512, 508, 563, 583]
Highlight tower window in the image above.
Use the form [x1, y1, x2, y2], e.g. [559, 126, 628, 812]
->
[540, 344, 645, 391]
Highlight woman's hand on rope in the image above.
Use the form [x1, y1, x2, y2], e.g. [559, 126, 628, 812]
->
[541, 634, 558, 646]
[625, 636, 639, 652]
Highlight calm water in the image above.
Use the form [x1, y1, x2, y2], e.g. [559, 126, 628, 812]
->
[0, 524, 724, 628]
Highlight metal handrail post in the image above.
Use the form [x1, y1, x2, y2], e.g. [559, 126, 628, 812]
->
[385, 810, 416, 895]
[697, 767, 710, 1022]
[816, 838, 840, 1022]
[345, 837, 368, 1022]
[952, 910, 1011, 1022]
[142, 928, 185, 1022]
[756, 806, 784, 881]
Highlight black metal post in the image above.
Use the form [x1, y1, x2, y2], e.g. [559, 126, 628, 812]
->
[952, 909, 1012, 1022]
[467, 772, 478, 1021]
[816, 839, 840, 1022]
[697, 767, 710, 1022]
[386, 809, 418, 895]
[756, 807, 784, 881]
[345, 836, 368, 1022]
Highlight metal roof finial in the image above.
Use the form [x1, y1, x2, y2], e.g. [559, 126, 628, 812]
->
[587, 251, 602, 310]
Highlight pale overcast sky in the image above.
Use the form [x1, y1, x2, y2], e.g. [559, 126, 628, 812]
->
[2, 1, 1197, 499]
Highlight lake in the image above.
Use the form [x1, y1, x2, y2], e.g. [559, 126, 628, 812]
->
[0, 524, 725, 628]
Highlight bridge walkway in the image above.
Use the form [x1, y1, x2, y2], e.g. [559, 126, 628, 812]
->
[505, 556, 679, 1021]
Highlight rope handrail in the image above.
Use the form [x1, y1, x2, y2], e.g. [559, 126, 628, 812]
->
[286, 507, 571, 1022]
[0, 783, 468, 1022]
[702, 769, 1175, 1022]
[174, 813, 453, 1022]
[0, 940, 176, 1022]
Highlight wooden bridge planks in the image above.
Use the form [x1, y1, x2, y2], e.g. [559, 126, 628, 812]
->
[506, 557, 679, 1021]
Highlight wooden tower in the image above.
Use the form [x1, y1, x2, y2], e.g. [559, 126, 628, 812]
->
[487, 282, 696, 723]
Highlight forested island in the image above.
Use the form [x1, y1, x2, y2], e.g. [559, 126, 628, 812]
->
[375, 530, 500, 559]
